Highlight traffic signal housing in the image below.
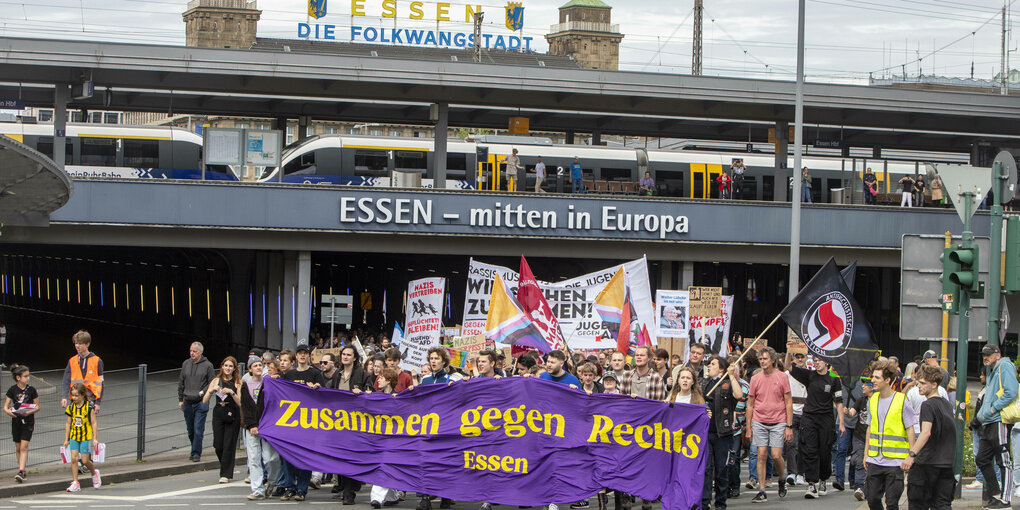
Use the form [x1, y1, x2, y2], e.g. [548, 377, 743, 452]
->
[940, 245, 961, 314]
[1006, 216, 1020, 293]
[949, 244, 982, 296]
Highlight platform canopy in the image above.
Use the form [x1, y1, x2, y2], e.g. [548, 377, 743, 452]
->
[0, 135, 72, 227]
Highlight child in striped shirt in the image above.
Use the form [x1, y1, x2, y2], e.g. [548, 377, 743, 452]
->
[63, 383, 100, 492]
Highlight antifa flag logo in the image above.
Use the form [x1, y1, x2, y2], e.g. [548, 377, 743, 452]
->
[801, 291, 853, 356]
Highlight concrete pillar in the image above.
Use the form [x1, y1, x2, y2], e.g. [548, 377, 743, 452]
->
[298, 115, 309, 140]
[272, 117, 287, 131]
[282, 251, 311, 351]
[296, 251, 311, 348]
[433, 102, 449, 190]
[224, 251, 256, 353]
[872, 146, 881, 159]
[680, 261, 695, 289]
[53, 84, 69, 169]
[592, 130, 601, 146]
[566, 131, 575, 145]
[659, 260, 674, 290]
[774, 121, 789, 201]
[252, 252, 270, 349]
[268, 252, 284, 350]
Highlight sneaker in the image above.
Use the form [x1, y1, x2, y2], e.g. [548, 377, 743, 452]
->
[778, 481, 787, 499]
[854, 488, 865, 501]
[271, 486, 286, 497]
[219, 477, 229, 484]
[66, 480, 81, 492]
[727, 487, 740, 499]
[295, 493, 306, 502]
[281, 490, 296, 501]
[832, 481, 844, 491]
[745, 481, 757, 490]
[571, 501, 590, 509]
[817, 481, 826, 496]
[248, 492, 266, 500]
[786, 475, 795, 486]
[751, 491, 767, 504]
[765, 479, 773, 488]
[804, 484, 818, 499]
[92, 469, 101, 489]
[373, 502, 383, 509]
[985, 497, 1011, 510]
[190, 455, 200, 462]
[343, 492, 356, 505]
[549, 505, 559, 510]
[966, 480, 985, 490]
[795, 475, 806, 486]
[418, 497, 433, 510]
[440, 499, 453, 509]
[14, 470, 25, 483]
[310, 478, 321, 490]
[1014, 487, 1020, 499]
[482, 504, 495, 510]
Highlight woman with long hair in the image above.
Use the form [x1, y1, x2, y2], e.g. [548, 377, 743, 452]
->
[203, 356, 242, 484]
[667, 366, 705, 404]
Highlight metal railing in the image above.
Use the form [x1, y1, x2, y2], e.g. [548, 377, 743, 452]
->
[0, 365, 208, 471]
[186, 0, 257, 10]
[548, 21, 619, 34]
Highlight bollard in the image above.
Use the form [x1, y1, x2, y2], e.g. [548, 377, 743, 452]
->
[136, 364, 147, 461]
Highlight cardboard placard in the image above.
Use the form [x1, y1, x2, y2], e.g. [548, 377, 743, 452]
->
[312, 347, 343, 363]
[786, 328, 808, 354]
[688, 286, 722, 317]
[451, 334, 486, 354]
[660, 337, 687, 363]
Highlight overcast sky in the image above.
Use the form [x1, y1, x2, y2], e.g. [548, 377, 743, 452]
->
[0, 0, 1014, 84]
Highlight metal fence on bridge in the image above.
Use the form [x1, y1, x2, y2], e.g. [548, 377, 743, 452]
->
[0, 365, 207, 471]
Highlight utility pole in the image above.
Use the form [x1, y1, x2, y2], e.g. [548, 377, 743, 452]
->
[1003, 1, 1008, 94]
[473, 11, 484, 63]
[789, 0, 805, 301]
[692, 0, 703, 75]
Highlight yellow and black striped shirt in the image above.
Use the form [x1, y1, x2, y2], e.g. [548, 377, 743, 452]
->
[65, 401, 94, 441]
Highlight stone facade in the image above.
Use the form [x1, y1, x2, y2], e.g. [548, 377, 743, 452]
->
[545, 1, 623, 70]
[182, 0, 261, 49]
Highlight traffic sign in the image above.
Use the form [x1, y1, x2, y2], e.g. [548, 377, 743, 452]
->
[931, 163, 991, 225]
[994, 151, 1018, 200]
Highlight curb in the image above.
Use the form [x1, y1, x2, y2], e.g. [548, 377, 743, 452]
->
[0, 458, 230, 499]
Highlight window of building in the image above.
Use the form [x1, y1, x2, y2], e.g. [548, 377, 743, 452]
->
[370, 129, 382, 136]
[104, 112, 119, 124]
[347, 128, 357, 135]
[256, 123, 269, 130]
[286, 126, 294, 144]
[123, 139, 159, 167]
[236, 123, 248, 129]
[70, 111, 83, 122]
[89, 112, 103, 124]
[390, 130, 401, 137]
[38, 110, 53, 122]
[80, 138, 117, 166]
[307, 126, 315, 136]
[326, 127, 338, 134]
[213, 21, 218, 31]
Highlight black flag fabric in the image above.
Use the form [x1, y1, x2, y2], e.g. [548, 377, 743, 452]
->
[781, 258, 879, 386]
[840, 261, 857, 294]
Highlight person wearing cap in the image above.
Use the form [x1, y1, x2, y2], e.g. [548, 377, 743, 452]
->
[570, 156, 584, 194]
[921, 350, 949, 389]
[241, 356, 279, 500]
[279, 341, 326, 502]
[601, 372, 620, 394]
[975, 344, 1018, 510]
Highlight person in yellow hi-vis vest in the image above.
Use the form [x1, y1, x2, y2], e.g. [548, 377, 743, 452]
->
[863, 359, 915, 510]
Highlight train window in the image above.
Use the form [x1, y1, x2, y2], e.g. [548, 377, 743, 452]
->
[35, 137, 73, 161]
[354, 149, 388, 176]
[123, 139, 159, 167]
[447, 153, 467, 171]
[654, 170, 684, 197]
[38, 110, 53, 122]
[395, 150, 427, 172]
[80, 138, 116, 166]
[283, 152, 316, 175]
[762, 175, 774, 201]
[738, 176, 757, 200]
[601, 168, 632, 181]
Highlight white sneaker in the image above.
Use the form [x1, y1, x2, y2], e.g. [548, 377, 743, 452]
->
[818, 481, 826, 496]
[92, 469, 101, 489]
[966, 480, 984, 490]
[549, 504, 559, 510]
[804, 484, 818, 499]
[66, 480, 81, 492]
[786, 475, 796, 485]
[795, 475, 806, 485]
[1013, 486, 1020, 499]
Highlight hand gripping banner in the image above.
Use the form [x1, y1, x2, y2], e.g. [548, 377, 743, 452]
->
[259, 377, 708, 510]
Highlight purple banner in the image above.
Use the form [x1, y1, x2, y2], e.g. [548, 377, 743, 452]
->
[259, 377, 708, 510]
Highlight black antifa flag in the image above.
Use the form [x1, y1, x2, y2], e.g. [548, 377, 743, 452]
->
[781, 258, 878, 386]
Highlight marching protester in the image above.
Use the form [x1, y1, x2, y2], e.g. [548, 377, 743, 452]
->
[417, 347, 453, 510]
[609, 352, 628, 381]
[847, 368, 874, 501]
[280, 343, 326, 501]
[863, 359, 916, 510]
[63, 382, 100, 492]
[784, 353, 807, 486]
[540, 350, 581, 388]
[974, 344, 1018, 510]
[369, 368, 403, 509]
[727, 357, 751, 499]
[5, 363, 38, 483]
[379, 348, 414, 391]
[902, 364, 956, 510]
[601, 372, 620, 395]
[746, 347, 792, 503]
[784, 352, 844, 498]
[577, 362, 604, 395]
[202, 356, 242, 485]
[682, 343, 708, 381]
[241, 356, 280, 500]
[700, 356, 743, 510]
[621, 346, 665, 401]
[178, 341, 215, 462]
[667, 366, 704, 404]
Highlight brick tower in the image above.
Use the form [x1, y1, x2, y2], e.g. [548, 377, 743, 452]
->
[545, 0, 623, 70]
[183, 0, 262, 49]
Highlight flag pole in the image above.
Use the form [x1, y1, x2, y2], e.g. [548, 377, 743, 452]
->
[706, 311, 782, 396]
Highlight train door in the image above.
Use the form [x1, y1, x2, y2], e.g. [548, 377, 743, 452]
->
[690, 163, 724, 198]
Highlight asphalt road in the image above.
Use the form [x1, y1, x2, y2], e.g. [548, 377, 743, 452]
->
[0, 468, 882, 510]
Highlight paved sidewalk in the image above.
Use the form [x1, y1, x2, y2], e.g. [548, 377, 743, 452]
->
[0, 446, 245, 499]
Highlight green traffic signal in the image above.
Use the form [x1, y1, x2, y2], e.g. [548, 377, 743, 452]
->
[949, 245, 980, 295]
[940, 247, 961, 314]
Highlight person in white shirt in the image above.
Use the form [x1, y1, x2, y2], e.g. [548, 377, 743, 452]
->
[534, 156, 546, 193]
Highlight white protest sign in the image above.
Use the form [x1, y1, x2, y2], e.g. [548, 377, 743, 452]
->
[400, 277, 445, 372]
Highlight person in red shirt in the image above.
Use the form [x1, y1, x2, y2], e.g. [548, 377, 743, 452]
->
[716, 172, 733, 199]
[375, 348, 414, 392]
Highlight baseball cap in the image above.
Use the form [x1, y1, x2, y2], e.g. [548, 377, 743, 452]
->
[601, 372, 619, 384]
[923, 350, 938, 360]
[296, 341, 311, 353]
[981, 344, 1001, 356]
[247, 356, 262, 367]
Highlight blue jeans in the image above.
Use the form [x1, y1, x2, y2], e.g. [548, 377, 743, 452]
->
[182, 401, 209, 458]
[832, 427, 851, 483]
[748, 443, 775, 482]
[572, 178, 584, 194]
[801, 186, 812, 203]
[283, 459, 311, 494]
[703, 433, 733, 510]
[850, 436, 867, 490]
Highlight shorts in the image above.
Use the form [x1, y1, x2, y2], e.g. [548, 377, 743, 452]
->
[752, 421, 786, 448]
[11, 418, 33, 442]
[68, 438, 91, 455]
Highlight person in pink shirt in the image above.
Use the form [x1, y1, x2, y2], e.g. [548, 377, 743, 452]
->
[744, 347, 793, 503]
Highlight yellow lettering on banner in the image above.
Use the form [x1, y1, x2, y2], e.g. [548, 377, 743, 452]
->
[382, 0, 396, 17]
[334, 409, 350, 431]
[320, 409, 334, 431]
[634, 425, 653, 449]
[464, 4, 481, 22]
[407, 414, 421, 435]
[351, 0, 366, 16]
[588, 415, 613, 443]
[409, 1, 424, 19]
[682, 433, 701, 459]
[300, 408, 318, 429]
[379, 414, 405, 435]
[586, 414, 702, 456]
[462, 450, 529, 474]
[276, 400, 301, 427]
[460, 405, 564, 438]
[421, 413, 440, 435]
[612, 423, 633, 446]
[436, 2, 450, 21]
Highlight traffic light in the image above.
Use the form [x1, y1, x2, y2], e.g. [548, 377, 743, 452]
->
[949, 244, 981, 296]
[1005, 216, 1020, 293]
[939, 245, 961, 314]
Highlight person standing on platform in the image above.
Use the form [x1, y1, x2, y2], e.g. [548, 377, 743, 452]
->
[716, 171, 733, 199]
[178, 341, 215, 462]
[974, 344, 1018, 510]
[534, 156, 546, 192]
[864, 359, 915, 510]
[863, 168, 878, 205]
[570, 157, 584, 194]
[746, 347, 792, 503]
[913, 174, 926, 208]
[506, 148, 524, 191]
[785, 353, 844, 498]
[902, 364, 956, 510]
[898, 175, 915, 207]
[731, 159, 746, 199]
[801, 167, 813, 203]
